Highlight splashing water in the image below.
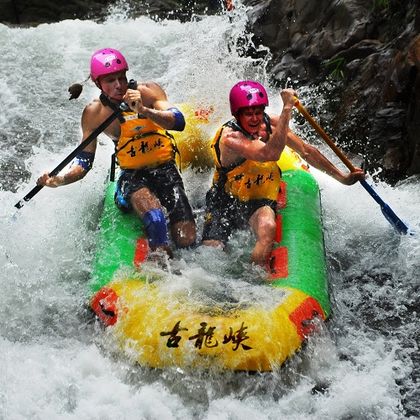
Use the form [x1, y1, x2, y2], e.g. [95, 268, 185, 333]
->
[1, 3, 420, 419]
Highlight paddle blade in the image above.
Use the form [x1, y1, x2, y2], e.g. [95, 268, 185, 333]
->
[379, 203, 409, 234]
[360, 180, 409, 235]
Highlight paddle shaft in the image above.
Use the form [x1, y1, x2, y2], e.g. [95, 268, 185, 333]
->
[294, 101, 356, 172]
[294, 99, 409, 235]
[15, 105, 126, 209]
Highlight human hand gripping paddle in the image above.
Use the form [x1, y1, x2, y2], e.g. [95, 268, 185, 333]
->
[293, 97, 410, 235]
[14, 102, 129, 209]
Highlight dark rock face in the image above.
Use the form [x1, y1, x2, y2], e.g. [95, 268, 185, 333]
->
[1, 0, 419, 182]
[242, 0, 420, 182]
[0, 0, 112, 24]
[0, 0, 225, 25]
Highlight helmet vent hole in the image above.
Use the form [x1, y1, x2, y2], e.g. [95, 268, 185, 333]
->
[246, 94, 253, 100]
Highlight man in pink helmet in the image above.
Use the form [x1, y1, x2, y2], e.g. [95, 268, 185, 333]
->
[202, 81, 365, 268]
[37, 48, 196, 257]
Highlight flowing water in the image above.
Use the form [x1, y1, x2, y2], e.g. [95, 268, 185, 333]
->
[1, 3, 420, 419]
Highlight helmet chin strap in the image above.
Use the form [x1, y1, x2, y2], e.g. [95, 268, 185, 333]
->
[101, 92, 123, 105]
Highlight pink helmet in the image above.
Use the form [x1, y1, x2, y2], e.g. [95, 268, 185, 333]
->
[90, 48, 128, 82]
[229, 80, 269, 115]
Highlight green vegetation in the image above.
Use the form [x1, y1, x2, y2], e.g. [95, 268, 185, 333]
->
[323, 57, 346, 80]
[373, 0, 390, 10]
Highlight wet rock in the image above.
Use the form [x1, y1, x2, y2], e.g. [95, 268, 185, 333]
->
[0, 0, 113, 25]
[0, 0, 227, 25]
[242, 0, 420, 182]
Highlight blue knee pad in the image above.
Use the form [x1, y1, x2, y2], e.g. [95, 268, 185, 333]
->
[143, 209, 169, 248]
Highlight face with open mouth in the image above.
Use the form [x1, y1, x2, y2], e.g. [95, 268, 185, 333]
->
[237, 105, 265, 136]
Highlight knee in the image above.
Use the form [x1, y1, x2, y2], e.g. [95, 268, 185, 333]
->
[172, 220, 196, 248]
[258, 217, 277, 241]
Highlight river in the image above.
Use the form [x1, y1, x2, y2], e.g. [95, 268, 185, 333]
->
[1, 3, 419, 419]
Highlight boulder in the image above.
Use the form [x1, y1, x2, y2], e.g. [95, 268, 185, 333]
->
[243, 0, 420, 182]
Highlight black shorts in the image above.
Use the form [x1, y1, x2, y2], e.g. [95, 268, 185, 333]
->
[201, 185, 277, 243]
[116, 161, 194, 224]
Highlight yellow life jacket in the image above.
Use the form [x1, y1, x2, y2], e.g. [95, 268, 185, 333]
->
[99, 92, 176, 170]
[210, 117, 281, 202]
[115, 110, 176, 169]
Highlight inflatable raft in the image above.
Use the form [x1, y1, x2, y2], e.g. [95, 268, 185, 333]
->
[89, 119, 330, 372]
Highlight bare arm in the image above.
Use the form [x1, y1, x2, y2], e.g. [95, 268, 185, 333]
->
[38, 164, 88, 187]
[37, 104, 98, 188]
[222, 88, 296, 162]
[124, 82, 180, 130]
[286, 130, 365, 185]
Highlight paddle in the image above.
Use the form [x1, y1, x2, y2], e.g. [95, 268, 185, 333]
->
[294, 98, 410, 235]
[14, 103, 128, 209]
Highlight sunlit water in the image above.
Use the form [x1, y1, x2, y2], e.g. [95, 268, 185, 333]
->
[1, 3, 419, 419]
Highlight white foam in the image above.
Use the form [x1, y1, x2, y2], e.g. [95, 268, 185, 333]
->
[1, 5, 419, 418]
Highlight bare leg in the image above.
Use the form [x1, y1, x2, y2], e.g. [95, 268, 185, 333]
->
[130, 187, 196, 252]
[130, 187, 161, 214]
[130, 187, 172, 256]
[171, 220, 196, 248]
[249, 206, 276, 267]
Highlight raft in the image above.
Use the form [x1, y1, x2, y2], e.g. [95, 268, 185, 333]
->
[89, 117, 330, 372]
